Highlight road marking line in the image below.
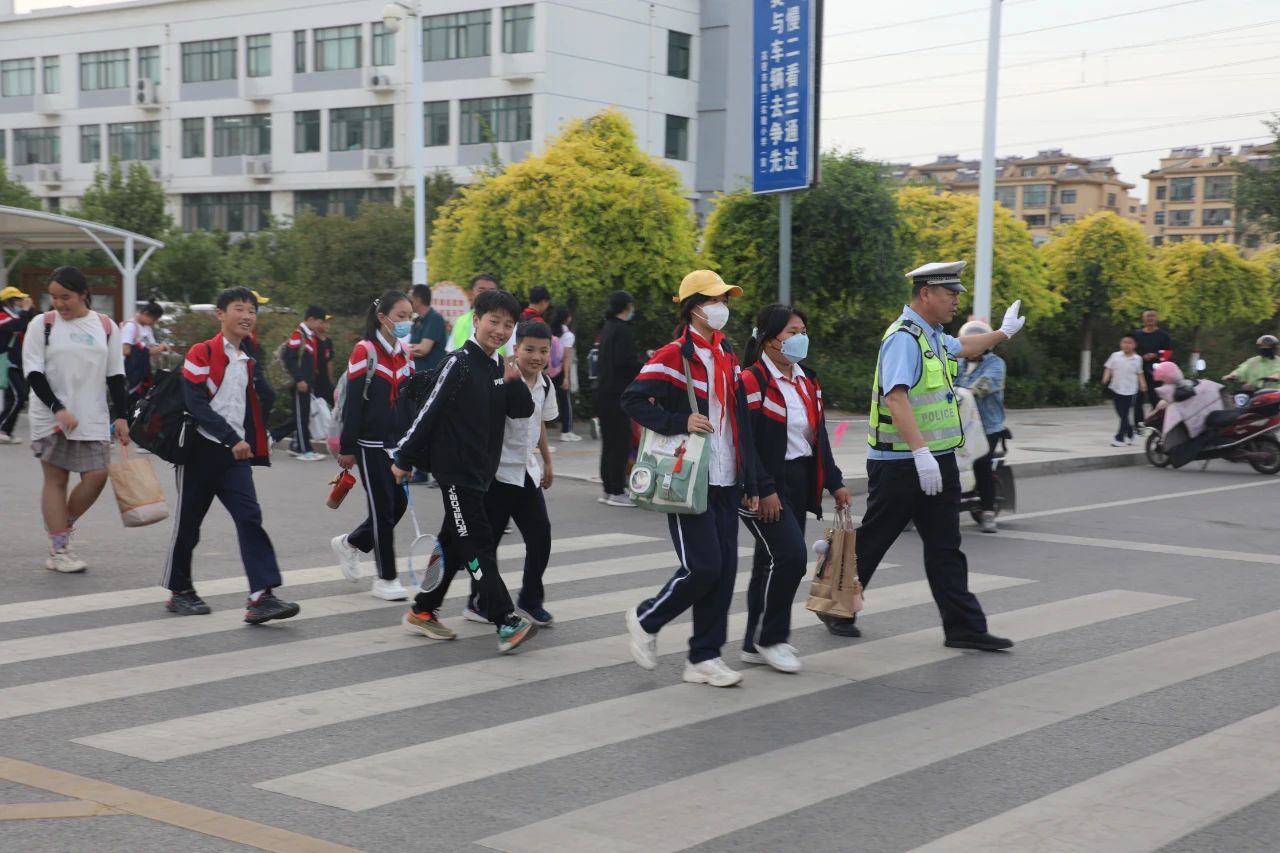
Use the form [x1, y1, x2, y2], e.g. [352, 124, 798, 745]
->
[907, 704, 1280, 853]
[1003, 477, 1280, 522]
[257, 588, 1171, 813]
[75, 564, 961, 763]
[0, 800, 124, 820]
[478, 599, 1280, 853]
[0, 533, 659, 626]
[991, 529, 1280, 565]
[0, 757, 365, 853]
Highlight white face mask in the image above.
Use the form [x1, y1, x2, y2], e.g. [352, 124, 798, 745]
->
[697, 301, 730, 331]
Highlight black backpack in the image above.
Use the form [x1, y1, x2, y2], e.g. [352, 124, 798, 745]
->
[129, 344, 204, 463]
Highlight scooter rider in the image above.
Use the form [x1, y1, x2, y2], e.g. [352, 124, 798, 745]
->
[955, 319, 1006, 534]
[1223, 335, 1280, 392]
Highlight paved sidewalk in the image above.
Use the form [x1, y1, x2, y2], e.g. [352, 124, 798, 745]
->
[551, 405, 1146, 493]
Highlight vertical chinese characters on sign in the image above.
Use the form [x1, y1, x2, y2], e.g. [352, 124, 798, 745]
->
[752, 0, 816, 195]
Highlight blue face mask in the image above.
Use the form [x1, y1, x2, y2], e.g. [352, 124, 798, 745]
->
[392, 320, 412, 339]
[780, 333, 809, 364]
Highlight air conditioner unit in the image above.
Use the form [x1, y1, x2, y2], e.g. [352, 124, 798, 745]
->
[136, 79, 160, 109]
[367, 152, 394, 173]
[368, 73, 394, 92]
[246, 157, 272, 178]
[37, 167, 61, 185]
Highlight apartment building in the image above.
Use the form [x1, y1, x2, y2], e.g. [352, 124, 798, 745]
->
[1143, 144, 1275, 254]
[901, 149, 1142, 244]
[0, 0, 754, 232]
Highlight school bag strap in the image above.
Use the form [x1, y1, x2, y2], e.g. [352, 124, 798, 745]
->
[43, 309, 112, 347]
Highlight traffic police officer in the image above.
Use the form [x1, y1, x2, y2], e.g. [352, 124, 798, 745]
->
[822, 261, 1025, 650]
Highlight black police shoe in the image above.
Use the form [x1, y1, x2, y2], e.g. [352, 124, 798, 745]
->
[244, 590, 301, 624]
[944, 631, 1014, 651]
[166, 590, 211, 616]
[818, 613, 862, 638]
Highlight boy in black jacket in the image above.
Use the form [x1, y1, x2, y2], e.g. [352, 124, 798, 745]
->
[270, 304, 326, 461]
[391, 290, 538, 654]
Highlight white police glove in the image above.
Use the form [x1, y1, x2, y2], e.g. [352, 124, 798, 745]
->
[911, 447, 943, 496]
[999, 299, 1025, 340]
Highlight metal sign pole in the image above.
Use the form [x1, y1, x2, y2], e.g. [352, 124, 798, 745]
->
[778, 193, 792, 304]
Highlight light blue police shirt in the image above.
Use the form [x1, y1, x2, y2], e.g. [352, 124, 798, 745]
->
[867, 305, 962, 461]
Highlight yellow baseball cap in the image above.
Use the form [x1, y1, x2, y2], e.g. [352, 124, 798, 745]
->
[249, 289, 271, 305]
[0, 286, 29, 301]
[673, 269, 742, 303]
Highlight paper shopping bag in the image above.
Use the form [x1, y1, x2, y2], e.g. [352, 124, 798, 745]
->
[108, 448, 170, 528]
[806, 508, 864, 619]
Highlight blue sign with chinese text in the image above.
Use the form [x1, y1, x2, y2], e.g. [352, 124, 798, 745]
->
[752, 0, 818, 195]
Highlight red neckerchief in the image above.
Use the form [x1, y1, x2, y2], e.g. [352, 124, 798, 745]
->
[779, 364, 820, 449]
[689, 328, 733, 430]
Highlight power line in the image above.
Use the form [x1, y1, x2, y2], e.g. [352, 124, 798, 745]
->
[882, 126, 1276, 163]
[822, 0, 1041, 39]
[823, 0, 1211, 67]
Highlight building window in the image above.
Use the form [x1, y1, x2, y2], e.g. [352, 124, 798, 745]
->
[664, 114, 689, 160]
[13, 127, 60, 165]
[1059, 189, 1077, 204]
[138, 46, 160, 82]
[41, 56, 60, 94]
[79, 124, 101, 163]
[1168, 234, 1184, 243]
[1, 58, 36, 97]
[1155, 185, 1167, 200]
[295, 188, 394, 218]
[425, 10, 492, 61]
[329, 105, 393, 151]
[294, 110, 321, 153]
[182, 118, 205, 158]
[108, 121, 160, 162]
[1170, 177, 1195, 201]
[182, 192, 271, 233]
[372, 22, 396, 67]
[459, 95, 530, 144]
[1204, 175, 1234, 200]
[1019, 166, 1038, 177]
[315, 25, 362, 72]
[1107, 192, 1117, 208]
[667, 30, 691, 78]
[1023, 214, 1046, 227]
[246, 34, 271, 78]
[993, 186, 1015, 208]
[1049, 165, 1059, 175]
[182, 38, 238, 83]
[1152, 236, 1164, 247]
[1154, 211, 1166, 225]
[1202, 208, 1231, 226]
[0, 132, 5, 163]
[1022, 184, 1048, 207]
[294, 30, 307, 73]
[1245, 233, 1262, 249]
[1169, 209, 1193, 227]
[424, 100, 449, 146]
[213, 114, 271, 157]
[79, 49, 129, 91]
[502, 5, 534, 53]
[1199, 234, 1219, 244]
[1059, 214, 1076, 224]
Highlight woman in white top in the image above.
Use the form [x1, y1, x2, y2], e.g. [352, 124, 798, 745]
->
[22, 267, 129, 573]
[549, 306, 580, 441]
[1102, 333, 1147, 447]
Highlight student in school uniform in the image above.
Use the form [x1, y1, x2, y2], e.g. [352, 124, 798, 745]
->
[467, 319, 560, 627]
[737, 304, 850, 674]
[162, 287, 300, 624]
[120, 301, 171, 419]
[0, 285, 37, 444]
[330, 291, 416, 602]
[271, 304, 327, 461]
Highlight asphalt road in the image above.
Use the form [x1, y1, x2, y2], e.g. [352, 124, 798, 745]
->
[2, 447, 1279, 853]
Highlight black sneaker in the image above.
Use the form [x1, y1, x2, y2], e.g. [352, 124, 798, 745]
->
[944, 631, 1014, 651]
[166, 590, 211, 616]
[818, 613, 862, 638]
[244, 590, 301, 624]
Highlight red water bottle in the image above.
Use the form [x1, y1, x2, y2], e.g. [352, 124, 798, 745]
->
[327, 470, 357, 509]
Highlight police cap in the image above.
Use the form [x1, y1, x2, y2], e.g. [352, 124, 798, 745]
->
[907, 261, 967, 293]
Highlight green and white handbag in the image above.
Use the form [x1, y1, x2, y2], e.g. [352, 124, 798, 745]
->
[628, 356, 711, 515]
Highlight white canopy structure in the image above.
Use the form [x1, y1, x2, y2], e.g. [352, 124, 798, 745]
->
[0, 205, 164, 314]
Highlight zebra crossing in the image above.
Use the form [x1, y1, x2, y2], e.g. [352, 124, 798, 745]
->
[6, 528, 1280, 852]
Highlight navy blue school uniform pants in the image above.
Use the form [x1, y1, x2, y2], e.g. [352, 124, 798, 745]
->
[270, 389, 312, 452]
[412, 482, 516, 625]
[855, 453, 988, 637]
[163, 435, 282, 594]
[739, 458, 812, 652]
[348, 444, 407, 581]
[635, 485, 741, 664]
[481, 474, 552, 609]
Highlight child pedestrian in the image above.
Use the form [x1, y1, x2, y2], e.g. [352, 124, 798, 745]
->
[622, 270, 758, 687]
[120, 301, 170, 416]
[271, 305, 326, 461]
[391, 289, 538, 654]
[162, 287, 300, 624]
[0, 285, 36, 444]
[550, 307, 581, 442]
[331, 291, 415, 601]
[1103, 335, 1147, 447]
[467, 319, 559, 626]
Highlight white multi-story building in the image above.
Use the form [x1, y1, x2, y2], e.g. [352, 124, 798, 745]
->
[0, 0, 752, 232]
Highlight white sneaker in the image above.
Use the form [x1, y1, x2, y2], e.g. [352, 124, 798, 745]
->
[0, 432, 22, 444]
[625, 606, 658, 670]
[45, 550, 87, 573]
[741, 643, 800, 669]
[559, 432, 583, 442]
[682, 657, 743, 687]
[331, 535, 361, 582]
[1126, 436, 1136, 445]
[296, 451, 324, 462]
[371, 578, 408, 601]
[605, 494, 636, 508]
[463, 605, 493, 624]
[756, 643, 802, 673]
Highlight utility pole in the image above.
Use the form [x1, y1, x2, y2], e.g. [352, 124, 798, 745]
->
[973, 0, 1002, 323]
[778, 193, 792, 304]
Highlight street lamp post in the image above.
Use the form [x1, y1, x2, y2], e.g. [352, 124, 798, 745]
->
[383, 2, 427, 287]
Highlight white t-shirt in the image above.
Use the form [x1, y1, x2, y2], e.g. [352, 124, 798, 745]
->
[23, 312, 124, 442]
[763, 356, 814, 461]
[560, 329, 576, 350]
[197, 338, 251, 444]
[693, 342, 738, 488]
[1104, 352, 1144, 396]
[496, 372, 559, 487]
[120, 320, 156, 350]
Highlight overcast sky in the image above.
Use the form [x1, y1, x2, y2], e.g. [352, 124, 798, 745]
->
[17, 0, 1280, 201]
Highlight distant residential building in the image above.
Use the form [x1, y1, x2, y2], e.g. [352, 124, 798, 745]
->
[902, 149, 1142, 245]
[1143, 144, 1276, 254]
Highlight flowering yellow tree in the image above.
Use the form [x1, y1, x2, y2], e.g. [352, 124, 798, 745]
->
[1159, 240, 1273, 359]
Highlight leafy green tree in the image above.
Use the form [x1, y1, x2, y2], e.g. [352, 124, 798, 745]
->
[428, 109, 697, 348]
[1041, 211, 1166, 383]
[294, 201, 415, 314]
[1235, 119, 1280, 242]
[73, 157, 171, 238]
[1159, 240, 1273, 360]
[140, 228, 228, 303]
[702, 153, 906, 347]
[224, 216, 301, 303]
[0, 161, 40, 209]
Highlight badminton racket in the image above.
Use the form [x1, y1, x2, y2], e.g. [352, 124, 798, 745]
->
[404, 483, 445, 592]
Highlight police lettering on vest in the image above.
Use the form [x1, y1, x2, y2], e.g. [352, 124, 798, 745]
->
[868, 319, 964, 453]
